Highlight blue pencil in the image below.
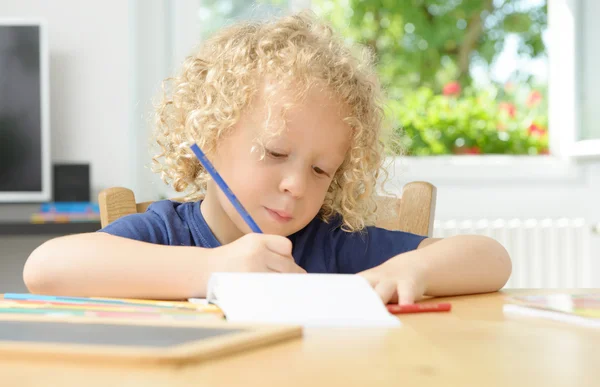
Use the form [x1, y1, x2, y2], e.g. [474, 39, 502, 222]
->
[190, 143, 262, 233]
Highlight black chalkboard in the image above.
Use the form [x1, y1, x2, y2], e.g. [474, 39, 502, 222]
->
[0, 320, 244, 348]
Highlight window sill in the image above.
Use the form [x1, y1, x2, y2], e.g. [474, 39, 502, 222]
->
[569, 139, 600, 159]
[385, 155, 584, 184]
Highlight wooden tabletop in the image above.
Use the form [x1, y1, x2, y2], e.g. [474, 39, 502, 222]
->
[2, 289, 599, 387]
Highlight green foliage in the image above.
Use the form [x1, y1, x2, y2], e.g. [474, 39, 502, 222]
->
[388, 84, 548, 156]
[313, 0, 547, 100]
[313, 0, 549, 155]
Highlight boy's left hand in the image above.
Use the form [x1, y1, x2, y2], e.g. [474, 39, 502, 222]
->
[358, 253, 430, 305]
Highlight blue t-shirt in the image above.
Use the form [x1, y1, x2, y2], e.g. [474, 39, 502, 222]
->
[99, 200, 427, 274]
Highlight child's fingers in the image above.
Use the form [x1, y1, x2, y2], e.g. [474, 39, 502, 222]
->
[373, 280, 396, 304]
[265, 253, 306, 274]
[262, 234, 293, 256]
[396, 281, 416, 305]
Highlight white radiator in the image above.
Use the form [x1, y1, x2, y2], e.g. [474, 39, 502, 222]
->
[433, 218, 595, 288]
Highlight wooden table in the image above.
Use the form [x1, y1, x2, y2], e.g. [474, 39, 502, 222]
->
[2, 289, 599, 387]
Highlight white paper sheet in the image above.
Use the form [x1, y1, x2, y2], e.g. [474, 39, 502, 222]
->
[202, 273, 401, 328]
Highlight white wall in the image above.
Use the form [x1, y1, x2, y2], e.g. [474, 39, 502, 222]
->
[129, 0, 204, 203]
[129, 0, 173, 203]
[0, 0, 131, 200]
[385, 159, 599, 220]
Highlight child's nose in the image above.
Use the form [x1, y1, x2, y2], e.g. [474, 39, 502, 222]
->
[279, 169, 307, 199]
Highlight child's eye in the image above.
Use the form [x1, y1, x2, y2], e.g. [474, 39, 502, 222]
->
[313, 166, 330, 177]
[266, 149, 287, 158]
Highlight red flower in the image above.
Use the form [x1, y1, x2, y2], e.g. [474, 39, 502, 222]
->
[499, 102, 516, 118]
[466, 146, 481, 154]
[454, 145, 481, 155]
[527, 90, 543, 108]
[528, 123, 546, 136]
[540, 148, 550, 155]
[443, 81, 461, 96]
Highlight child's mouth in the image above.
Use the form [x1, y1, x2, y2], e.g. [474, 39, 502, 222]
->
[265, 207, 293, 223]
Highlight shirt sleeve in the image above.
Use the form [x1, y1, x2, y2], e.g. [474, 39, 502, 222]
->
[331, 223, 428, 274]
[97, 201, 189, 245]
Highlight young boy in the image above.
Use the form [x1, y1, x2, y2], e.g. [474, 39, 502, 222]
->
[23, 11, 511, 304]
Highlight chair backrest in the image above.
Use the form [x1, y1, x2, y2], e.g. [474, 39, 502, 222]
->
[98, 181, 436, 236]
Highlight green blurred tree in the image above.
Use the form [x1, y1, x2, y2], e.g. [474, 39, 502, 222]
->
[313, 0, 547, 99]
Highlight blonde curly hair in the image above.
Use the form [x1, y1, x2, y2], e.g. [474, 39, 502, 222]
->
[152, 10, 389, 232]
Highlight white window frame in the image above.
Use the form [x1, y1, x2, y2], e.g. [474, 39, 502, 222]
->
[129, 0, 177, 202]
[549, 0, 600, 159]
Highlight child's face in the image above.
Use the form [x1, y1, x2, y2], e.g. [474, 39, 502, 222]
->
[205, 85, 351, 242]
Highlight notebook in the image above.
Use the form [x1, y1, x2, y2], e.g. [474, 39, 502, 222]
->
[503, 293, 600, 328]
[193, 273, 401, 328]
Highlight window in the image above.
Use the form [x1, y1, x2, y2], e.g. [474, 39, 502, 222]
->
[169, 1, 294, 79]
[313, 0, 550, 156]
[196, 0, 292, 40]
[149, 0, 597, 199]
[549, 0, 600, 158]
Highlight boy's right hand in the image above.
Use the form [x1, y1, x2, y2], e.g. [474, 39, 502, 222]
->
[211, 233, 306, 274]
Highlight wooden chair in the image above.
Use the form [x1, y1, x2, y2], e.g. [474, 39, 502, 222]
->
[98, 181, 437, 236]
